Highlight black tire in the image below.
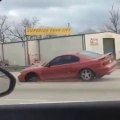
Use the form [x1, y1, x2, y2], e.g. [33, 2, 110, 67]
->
[25, 73, 39, 82]
[79, 69, 95, 81]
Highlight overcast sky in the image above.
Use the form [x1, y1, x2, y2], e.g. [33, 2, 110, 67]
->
[0, 0, 120, 33]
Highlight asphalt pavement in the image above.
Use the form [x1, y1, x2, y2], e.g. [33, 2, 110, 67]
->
[0, 69, 120, 105]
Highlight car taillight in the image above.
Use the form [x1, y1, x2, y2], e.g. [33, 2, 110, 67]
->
[103, 59, 113, 66]
[103, 61, 109, 66]
[98, 53, 114, 66]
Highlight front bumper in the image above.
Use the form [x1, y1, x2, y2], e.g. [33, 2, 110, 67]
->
[18, 73, 25, 82]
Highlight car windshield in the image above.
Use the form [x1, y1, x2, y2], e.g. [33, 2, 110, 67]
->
[41, 62, 49, 67]
[0, 0, 120, 105]
[80, 51, 103, 59]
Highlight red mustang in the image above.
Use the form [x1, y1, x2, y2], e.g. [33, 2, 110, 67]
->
[18, 51, 117, 82]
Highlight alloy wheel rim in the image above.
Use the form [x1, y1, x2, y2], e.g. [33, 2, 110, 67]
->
[81, 70, 92, 81]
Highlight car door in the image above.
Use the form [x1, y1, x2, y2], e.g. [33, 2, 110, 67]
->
[41, 56, 70, 80]
[42, 55, 80, 80]
[66, 55, 80, 77]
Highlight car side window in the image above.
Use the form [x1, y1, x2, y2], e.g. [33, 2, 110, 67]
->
[63, 56, 79, 64]
[49, 57, 64, 66]
[50, 55, 79, 66]
[70, 56, 80, 63]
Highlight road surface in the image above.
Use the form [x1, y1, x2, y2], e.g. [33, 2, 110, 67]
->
[0, 69, 120, 105]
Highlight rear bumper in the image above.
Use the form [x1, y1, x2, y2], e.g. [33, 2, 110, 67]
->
[96, 61, 117, 76]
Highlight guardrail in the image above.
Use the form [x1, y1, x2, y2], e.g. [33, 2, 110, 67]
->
[0, 65, 30, 72]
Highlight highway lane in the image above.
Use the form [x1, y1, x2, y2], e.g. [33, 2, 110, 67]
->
[0, 69, 120, 105]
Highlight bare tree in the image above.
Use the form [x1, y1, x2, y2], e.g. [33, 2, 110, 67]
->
[0, 16, 10, 43]
[105, 4, 120, 33]
[0, 16, 10, 61]
[9, 17, 40, 42]
[99, 26, 109, 32]
[7, 17, 40, 65]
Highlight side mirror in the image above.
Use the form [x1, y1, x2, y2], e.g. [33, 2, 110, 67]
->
[46, 63, 51, 67]
[0, 68, 16, 97]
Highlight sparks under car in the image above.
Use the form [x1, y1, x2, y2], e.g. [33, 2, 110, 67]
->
[18, 51, 117, 82]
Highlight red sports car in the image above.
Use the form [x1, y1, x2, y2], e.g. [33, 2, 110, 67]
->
[18, 51, 117, 82]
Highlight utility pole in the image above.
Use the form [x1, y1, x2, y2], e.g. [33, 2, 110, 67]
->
[0, 30, 4, 61]
[68, 23, 70, 28]
[0, 0, 3, 61]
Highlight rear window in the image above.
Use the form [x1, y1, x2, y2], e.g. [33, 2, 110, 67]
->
[80, 51, 102, 59]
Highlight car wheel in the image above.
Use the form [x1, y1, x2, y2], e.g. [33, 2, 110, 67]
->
[25, 73, 39, 82]
[79, 69, 95, 81]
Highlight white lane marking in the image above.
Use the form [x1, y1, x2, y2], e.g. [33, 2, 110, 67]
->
[18, 100, 120, 104]
[0, 99, 85, 104]
[19, 102, 47, 104]
[18, 101, 83, 104]
[0, 99, 48, 102]
[0, 99, 112, 105]
[0, 99, 113, 103]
